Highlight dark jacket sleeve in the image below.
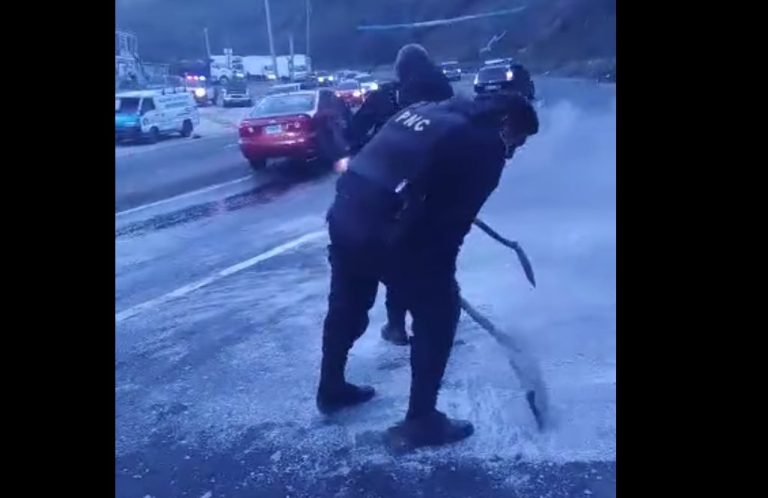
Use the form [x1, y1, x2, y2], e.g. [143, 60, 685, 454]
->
[349, 85, 399, 152]
[416, 124, 506, 256]
[314, 113, 351, 164]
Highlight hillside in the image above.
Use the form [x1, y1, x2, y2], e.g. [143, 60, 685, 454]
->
[116, 0, 615, 80]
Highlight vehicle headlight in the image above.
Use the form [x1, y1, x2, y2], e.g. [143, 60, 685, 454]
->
[199, 76, 207, 81]
[370, 82, 379, 91]
[474, 75, 479, 85]
[506, 70, 514, 81]
[318, 77, 326, 83]
[194, 88, 207, 97]
[267, 74, 277, 80]
[353, 90, 361, 98]
[328, 75, 335, 81]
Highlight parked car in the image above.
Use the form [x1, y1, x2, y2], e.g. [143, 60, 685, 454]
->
[474, 62, 535, 100]
[218, 78, 253, 107]
[355, 74, 380, 94]
[440, 61, 462, 81]
[238, 89, 351, 170]
[335, 79, 365, 107]
[116, 89, 199, 144]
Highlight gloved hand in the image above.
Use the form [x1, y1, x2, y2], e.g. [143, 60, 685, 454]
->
[334, 156, 351, 173]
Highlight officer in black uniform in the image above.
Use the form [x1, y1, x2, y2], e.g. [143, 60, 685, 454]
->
[348, 44, 454, 346]
[316, 90, 539, 449]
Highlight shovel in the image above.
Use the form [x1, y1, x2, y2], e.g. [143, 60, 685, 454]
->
[460, 219, 548, 430]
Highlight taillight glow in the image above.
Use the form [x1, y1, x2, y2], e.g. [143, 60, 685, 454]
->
[239, 123, 256, 137]
[284, 115, 311, 132]
[239, 115, 311, 137]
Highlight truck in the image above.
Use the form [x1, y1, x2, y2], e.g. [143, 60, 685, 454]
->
[263, 55, 311, 81]
[241, 55, 275, 80]
[215, 54, 312, 81]
[168, 60, 217, 105]
[209, 49, 246, 85]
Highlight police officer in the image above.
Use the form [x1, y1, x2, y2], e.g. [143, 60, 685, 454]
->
[316, 90, 539, 449]
[348, 44, 454, 346]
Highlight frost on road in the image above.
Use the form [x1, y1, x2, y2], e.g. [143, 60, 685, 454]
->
[116, 79, 616, 498]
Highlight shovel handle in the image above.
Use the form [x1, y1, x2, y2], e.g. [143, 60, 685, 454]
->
[473, 219, 537, 287]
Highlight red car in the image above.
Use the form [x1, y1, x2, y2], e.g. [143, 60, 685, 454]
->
[238, 89, 351, 170]
[335, 80, 365, 108]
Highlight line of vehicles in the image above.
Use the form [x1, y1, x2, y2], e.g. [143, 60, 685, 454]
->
[209, 54, 312, 83]
[117, 58, 537, 172]
[234, 60, 534, 172]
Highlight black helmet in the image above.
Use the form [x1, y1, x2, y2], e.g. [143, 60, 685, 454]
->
[393, 43, 454, 106]
[394, 44, 431, 82]
[474, 90, 539, 137]
[470, 90, 538, 158]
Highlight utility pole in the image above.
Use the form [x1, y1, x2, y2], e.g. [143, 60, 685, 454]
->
[264, 0, 278, 79]
[305, 0, 311, 69]
[289, 33, 295, 81]
[203, 27, 212, 59]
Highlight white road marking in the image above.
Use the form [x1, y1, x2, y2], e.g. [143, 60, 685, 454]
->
[115, 229, 327, 323]
[115, 176, 253, 217]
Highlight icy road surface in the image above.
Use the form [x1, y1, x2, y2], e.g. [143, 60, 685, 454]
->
[116, 78, 616, 497]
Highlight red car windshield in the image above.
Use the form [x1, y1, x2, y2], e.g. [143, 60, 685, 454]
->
[250, 93, 316, 117]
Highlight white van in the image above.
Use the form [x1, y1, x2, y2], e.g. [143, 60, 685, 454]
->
[115, 89, 200, 143]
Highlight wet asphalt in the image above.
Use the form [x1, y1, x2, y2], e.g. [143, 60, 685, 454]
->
[116, 77, 617, 498]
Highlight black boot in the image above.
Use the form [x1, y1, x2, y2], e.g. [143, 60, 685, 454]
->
[385, 410, 474, 451]
[381, 323, 409, 346]
[316, 382, 376, 415]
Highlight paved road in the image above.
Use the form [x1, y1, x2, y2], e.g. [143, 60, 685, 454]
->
[116, 78, 616, 498]
[115, 76, 607, 215]
[116, 135, 250, 213]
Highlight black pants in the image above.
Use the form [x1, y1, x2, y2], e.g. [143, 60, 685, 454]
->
[384, 285, 407, 330]
[320, 244, 460, 419]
